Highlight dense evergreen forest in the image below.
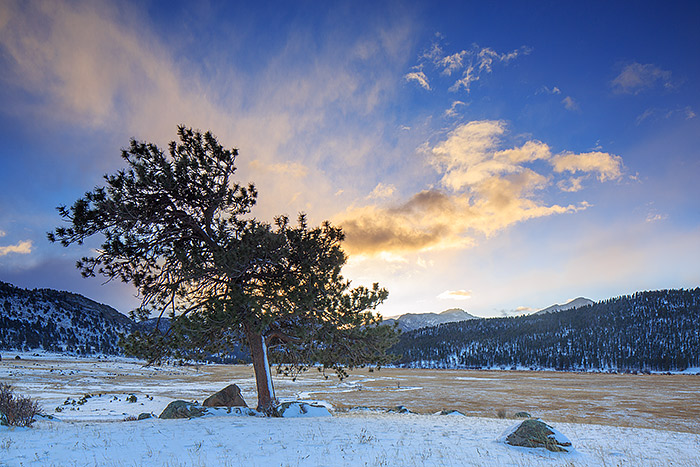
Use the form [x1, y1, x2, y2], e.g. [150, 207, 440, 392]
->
[392, 289, 700, 372]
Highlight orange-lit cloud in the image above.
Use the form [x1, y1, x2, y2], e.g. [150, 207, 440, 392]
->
[550, 151, 623, 182]
[338, 120, 617, 255]
[437, 289, 472, 300]
[0, 240, 33, 256]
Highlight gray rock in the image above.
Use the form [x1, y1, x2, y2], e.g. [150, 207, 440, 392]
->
[505, 419, 572, 452]
[273, 402, 331, 418]
[137, 412, 153, 420]
[159, 400, 206, 419]
[203, 384, 247, 408]
[514, 411, 531, 418]
[386, 405, 414, 414]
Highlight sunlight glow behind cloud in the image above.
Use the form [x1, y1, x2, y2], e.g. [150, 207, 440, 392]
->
[339, 120, 620, 255]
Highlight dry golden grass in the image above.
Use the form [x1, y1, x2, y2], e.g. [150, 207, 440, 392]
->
[3, 356, 699, 434]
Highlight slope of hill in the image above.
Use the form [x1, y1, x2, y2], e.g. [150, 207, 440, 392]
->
[0, 281, 135, 354]
[382, 308, 479, 332]
[0, 281, 250, 361]
[392, 289, 700, 372]
[534, 297, 594, 314]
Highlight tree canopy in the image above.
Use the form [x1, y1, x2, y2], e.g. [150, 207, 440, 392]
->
[49, 126, 397, 412]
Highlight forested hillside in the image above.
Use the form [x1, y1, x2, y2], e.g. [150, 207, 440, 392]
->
[0, 281, 249, 362]
[0, 281, 134, 354]
[392, 289, 700, 372]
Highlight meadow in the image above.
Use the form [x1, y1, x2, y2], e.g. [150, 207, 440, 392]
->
[1, 353, 699, 466]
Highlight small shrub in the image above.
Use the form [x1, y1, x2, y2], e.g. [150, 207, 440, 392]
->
[0, 384, 43, 427]
[496, 408, 507, 419]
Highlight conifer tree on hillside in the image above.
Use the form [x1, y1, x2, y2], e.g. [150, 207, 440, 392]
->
[48, 126, 397, 413]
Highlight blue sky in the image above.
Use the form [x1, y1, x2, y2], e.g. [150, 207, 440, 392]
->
[0, 0, 698, 318]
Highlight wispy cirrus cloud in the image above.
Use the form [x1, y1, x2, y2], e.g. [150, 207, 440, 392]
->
[404, 69, 431, 90]
[611, 62, 673, 94]
[444, 100, 467, 117]
[0, 0, 417, 222]
[636, 106, 696, 125]
[338, 120, 621, 255]
[404, 39, 531, 94]
[537, 85, 561, 95]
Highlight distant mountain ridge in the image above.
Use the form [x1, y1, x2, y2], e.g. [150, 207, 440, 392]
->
[534, 297, 594, 315]
[382, 308, 479, 332]
[392, 288, 700, 372]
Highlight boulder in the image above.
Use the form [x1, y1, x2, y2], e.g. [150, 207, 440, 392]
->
[137, 412, 153, 420]
[274, 402, 331, 418]
[504, 419, 572, 452]
[437, 409, 465, 416]
[386, 405, 414, 414]
[514, 411, 531, 419]
[203, 384, 247, 408]
[159, 400, 206, 419]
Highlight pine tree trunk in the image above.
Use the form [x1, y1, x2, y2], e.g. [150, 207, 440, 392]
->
[244, 323, 277, 414]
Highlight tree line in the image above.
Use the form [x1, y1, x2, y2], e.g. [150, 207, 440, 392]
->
[392, 288, 700, 372]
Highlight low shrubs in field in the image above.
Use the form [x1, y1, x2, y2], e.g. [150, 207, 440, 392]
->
[0, 383, 43, 427]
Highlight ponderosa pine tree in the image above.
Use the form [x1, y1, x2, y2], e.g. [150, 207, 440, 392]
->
[48, 126, 397, 413]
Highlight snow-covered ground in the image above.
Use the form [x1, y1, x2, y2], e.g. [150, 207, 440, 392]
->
[2, 352, 700, 466]
[3, 412, 700, 466]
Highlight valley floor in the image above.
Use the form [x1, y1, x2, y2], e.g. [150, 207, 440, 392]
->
[2, 353, 700, 466]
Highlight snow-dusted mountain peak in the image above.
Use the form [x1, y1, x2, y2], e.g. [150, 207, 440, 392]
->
[534, 297, 594, 315]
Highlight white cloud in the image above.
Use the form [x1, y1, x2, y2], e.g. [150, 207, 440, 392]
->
[557, 177, 584, 192]
[611, 62, 672, 94]
[0, 240, 33, 256]
[0, 230, 5, 237]
[438, 50, 469, 76]
[636, 108, 656, 125]
[367, 183, 397, 200]
[636, 106, 696, 125]
[646, 212, 668, 223]
[438, 289, 472, 300]
[407, 40, 530, 94]
[537, 86, 561, 95]
[550, 151, 623, 182]
[404, 70, 430, 90]
[444, 100, 467, 117]
[562, 96, 579, 111]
